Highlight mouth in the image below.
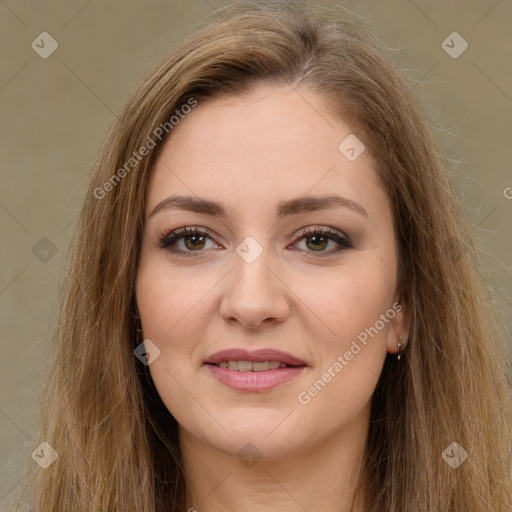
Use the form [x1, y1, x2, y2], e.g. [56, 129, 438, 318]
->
[203, 348, 307, 368]
[206, 360, 303, 371]
[203, 348, 308, 391]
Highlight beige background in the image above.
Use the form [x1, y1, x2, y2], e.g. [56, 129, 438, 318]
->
[1, 0, 511, 506]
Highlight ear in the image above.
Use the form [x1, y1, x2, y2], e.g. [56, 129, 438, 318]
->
[385, 297, 411, 354]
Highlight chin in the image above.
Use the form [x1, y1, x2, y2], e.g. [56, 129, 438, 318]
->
[183, 412, 307, 459]
[211, 431, 300, 462]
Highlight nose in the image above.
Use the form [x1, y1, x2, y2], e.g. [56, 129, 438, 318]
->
[219, 244, 290, 330]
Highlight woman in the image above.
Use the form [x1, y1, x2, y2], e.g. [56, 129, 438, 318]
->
[19, 2, 511, 511]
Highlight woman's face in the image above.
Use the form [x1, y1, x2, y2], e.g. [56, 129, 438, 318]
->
[136, 84, 408, 460]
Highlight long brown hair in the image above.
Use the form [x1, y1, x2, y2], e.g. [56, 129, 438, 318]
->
[17, 2, 511, 510]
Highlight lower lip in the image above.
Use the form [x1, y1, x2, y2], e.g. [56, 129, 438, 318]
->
[205, 364, 307, 392]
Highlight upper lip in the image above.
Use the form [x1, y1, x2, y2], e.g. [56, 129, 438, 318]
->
[204, 348, 307, 367]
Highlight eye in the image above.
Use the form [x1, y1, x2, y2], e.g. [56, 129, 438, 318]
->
[158, 226, 219, 257]
[157, 225, 352, 258]
[291, 226, 353, 256]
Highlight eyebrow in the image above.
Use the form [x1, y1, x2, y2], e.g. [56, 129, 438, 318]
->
[149, 194, 368, 219]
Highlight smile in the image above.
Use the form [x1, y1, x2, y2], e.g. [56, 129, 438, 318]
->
[210, 360, 294, 371]
[205, 361, 307, 392]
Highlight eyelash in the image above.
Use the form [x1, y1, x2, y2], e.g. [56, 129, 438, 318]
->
[157, 225, 353, 258]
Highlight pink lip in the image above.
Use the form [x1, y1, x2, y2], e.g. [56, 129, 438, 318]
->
[203, 348, 307, 366]
[206, 364, 307, 392]
[203, 348, 308, 392]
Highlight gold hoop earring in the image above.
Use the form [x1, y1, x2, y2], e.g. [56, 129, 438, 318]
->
[397, 335, 407, 361]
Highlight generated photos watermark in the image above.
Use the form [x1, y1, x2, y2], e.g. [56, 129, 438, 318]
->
[297, 302, 403, 405]
[94, 97, 197, 200]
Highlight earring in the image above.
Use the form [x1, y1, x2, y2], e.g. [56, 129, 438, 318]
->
[397, 335, 407, 361]
[133, 308, 143, 343]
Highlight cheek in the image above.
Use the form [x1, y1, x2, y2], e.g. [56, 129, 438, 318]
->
[293, 274, 390, 431]
[135, 258, 207, 340]
[292, 256, 394, 410]
[135, 258, 214, 406]
[299, 257, 395, 345]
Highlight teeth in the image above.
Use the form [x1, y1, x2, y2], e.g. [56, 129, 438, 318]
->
[238, 360, 253, 372]
[215, 360, 289, 371]
[252, 362, 269, 372]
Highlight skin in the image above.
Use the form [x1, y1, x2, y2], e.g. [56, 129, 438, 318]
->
[135, 84, 410, 512]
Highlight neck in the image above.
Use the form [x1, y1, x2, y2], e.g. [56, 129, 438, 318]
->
[179, 403, 370, 512]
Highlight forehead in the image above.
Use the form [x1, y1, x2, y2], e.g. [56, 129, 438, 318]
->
[146, 85, 386, 221]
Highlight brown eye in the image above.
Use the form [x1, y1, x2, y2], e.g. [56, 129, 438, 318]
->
[293, 226, 352, 256]
[183, 233, 207, 250]
[158, 227, 218, 257]
[158, 225, 352, 258]
[304, 234, 329, 251]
